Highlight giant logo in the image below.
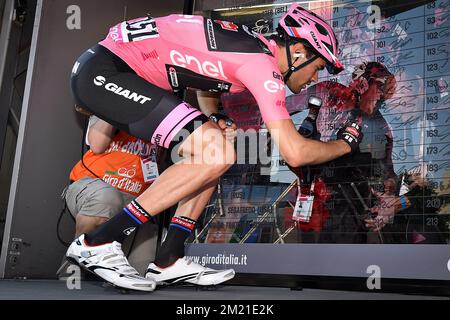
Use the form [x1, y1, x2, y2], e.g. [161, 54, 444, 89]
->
[272, 72, 283, 81]
[170, 50, 227, 79]
[93, 76, 151, 104]
[310, 31, 322, 49]
[93, 76, 106, 86]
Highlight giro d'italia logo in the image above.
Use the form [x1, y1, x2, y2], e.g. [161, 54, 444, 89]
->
[93, 76, 106, 86]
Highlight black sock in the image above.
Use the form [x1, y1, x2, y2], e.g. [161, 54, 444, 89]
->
[85, 200, 153, 246]
[154, 216, 196, 268]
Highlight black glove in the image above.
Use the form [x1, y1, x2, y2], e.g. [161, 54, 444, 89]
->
[337, 121, 363, 153]
[209, 113, 235, 127]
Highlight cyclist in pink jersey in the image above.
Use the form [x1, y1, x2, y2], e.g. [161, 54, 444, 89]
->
[67, 3, 363, 291]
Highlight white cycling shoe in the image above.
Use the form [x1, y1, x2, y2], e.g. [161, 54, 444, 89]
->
[66, 234, 156, 292]
[145, 257, 235, 286]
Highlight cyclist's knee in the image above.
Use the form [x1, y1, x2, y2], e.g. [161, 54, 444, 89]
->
[204, 141, 235, 180]
[179, 122, 236, 166]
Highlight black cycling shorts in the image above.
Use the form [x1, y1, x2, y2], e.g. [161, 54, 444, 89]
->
[70, 44, 208, 150]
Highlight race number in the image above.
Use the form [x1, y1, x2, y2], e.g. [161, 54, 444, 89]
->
[121, 16, 159, 43]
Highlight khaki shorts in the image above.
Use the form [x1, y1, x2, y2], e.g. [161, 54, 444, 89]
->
[65, 177, 136, 219]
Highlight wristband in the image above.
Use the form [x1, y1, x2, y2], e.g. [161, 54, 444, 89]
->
[209, 113, 234, 127]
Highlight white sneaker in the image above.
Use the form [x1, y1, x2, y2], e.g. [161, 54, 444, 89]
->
[66, 234, 156, 292]
[145, 257, 235, 286]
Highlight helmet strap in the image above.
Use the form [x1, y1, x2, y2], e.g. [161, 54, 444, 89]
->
[282, 35, 319, 82]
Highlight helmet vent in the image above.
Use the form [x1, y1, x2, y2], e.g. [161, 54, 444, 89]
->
[316, 23, 329, 36]
[300, 17, 310, 25]
[285, 15, 301, 28]
[324, 42, 334, 54]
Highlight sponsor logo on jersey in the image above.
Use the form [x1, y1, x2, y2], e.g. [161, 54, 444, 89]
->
[93, 76, 106, 86]
[272, 72, 283, 81]
[93, 76, 152, 104]
[170, 50, 227, 79]
[206, 19, 217, 50]
[264, 80, 285, 93]
[214, 20, 239, 32]
[276, 100, 286, 107]
[153, 133, 163, 146]
[175, 15, 203, 24]
[142, 50, 159, 61]
[217, 82, 230, 92]
[168, 67, 179, 88]
[310, 31, 322, 49]
[109, 26, 122, 42]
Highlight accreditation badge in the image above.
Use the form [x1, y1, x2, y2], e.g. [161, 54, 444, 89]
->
[141, 145, 159, 183]
[292, 179, 315, 223]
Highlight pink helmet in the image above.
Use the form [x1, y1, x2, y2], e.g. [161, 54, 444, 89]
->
[278, 3, 344, 75]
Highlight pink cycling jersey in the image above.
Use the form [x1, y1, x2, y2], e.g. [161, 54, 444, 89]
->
[99, 14, 290, 124]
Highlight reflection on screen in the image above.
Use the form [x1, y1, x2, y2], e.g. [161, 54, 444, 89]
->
[195, 0, 449, 245]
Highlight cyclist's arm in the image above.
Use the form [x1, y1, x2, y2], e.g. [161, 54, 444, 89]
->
[87, 116, 117, 154]
[236, 55, 350, 167]
[196, 91, 221, 116]
[265, 119, 350, 167]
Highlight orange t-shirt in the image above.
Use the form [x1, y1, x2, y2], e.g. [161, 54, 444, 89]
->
[70, 131, 156, 197]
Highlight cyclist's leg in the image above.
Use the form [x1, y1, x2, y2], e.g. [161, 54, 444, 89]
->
[134, 122, 234, 216]
[71, 44, 235, 242]
[146, 176, 236, 286]
[175, 179, 218, 220]
[67, 44, 234, 290]
[151, 178, 218, 267]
